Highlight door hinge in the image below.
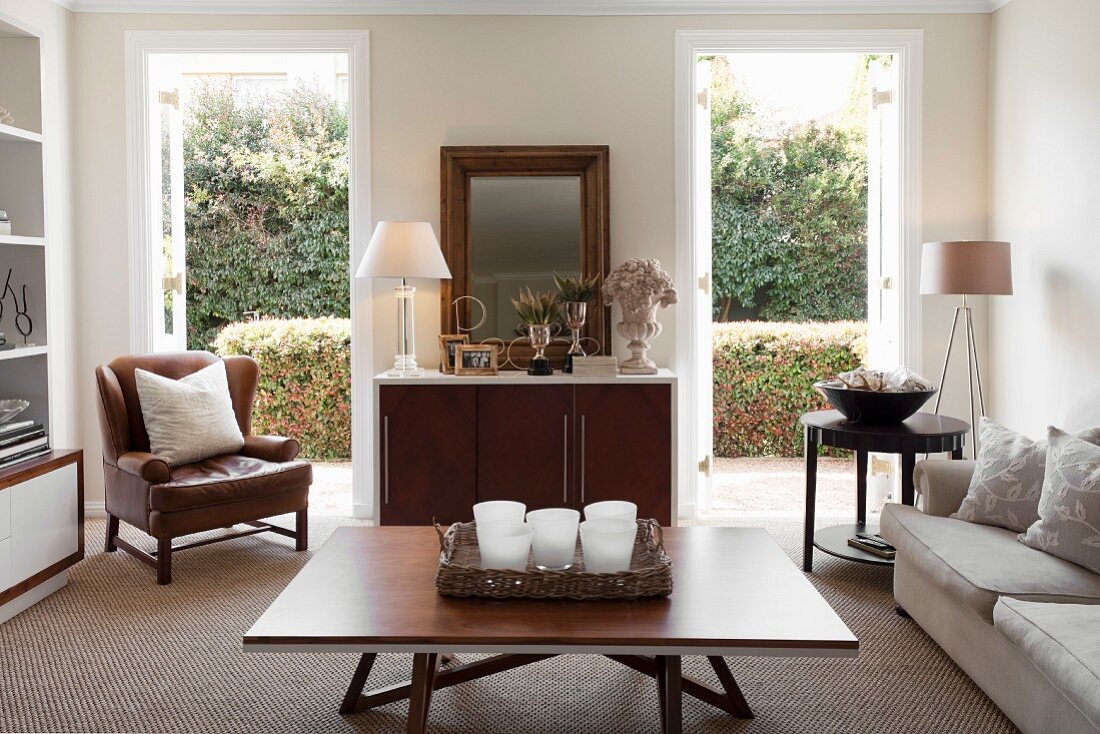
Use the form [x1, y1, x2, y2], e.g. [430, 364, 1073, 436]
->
[697, 89, 709, 110]
[698, 454, 712, 478]
[158, 88, 179, 110]
[162, 272, 184, 294]
[698, 272, 711, 296]
[877, 275, 895, 290]
[872, 89, 894, 109]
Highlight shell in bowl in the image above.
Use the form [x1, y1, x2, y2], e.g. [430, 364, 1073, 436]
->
[0, 399, 30, 425]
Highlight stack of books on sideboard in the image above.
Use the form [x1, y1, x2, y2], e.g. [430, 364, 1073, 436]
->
[0, 420, 50, 469]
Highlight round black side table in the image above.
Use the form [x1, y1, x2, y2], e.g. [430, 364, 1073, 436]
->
[801, 410, 969, 572]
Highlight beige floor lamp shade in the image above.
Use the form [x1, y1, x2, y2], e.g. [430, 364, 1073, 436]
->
[921, 241, 1012, 455]
[356, 221, 452, 377]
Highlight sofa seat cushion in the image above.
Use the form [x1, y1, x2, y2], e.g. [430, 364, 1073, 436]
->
[995, 598, 1100, 730]
[149, 455, 312, 512]
[882, 504, 1100, 623]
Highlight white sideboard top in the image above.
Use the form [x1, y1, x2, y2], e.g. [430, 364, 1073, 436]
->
[374, 368, 677, 385]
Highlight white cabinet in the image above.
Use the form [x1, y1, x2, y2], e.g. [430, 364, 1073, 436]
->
[11, 462, 78, 584]
[0, 487, 10, 541]
[0, 451, 83, 624]
[0, 538, 11, 593]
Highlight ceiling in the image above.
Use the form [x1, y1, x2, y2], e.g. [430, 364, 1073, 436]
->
[58, 0, 1011, 14]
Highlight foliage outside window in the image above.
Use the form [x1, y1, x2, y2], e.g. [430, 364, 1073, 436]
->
[709, 55, 872, 323]
[183, 82, 350, 350]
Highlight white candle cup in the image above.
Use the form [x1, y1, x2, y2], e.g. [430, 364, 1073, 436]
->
[525, 508, 580, 571]
[580, 518, 637, 574]
[473, 500, 527, 527]
[583, 500, 638, 525]
[476, 520, 532, 571]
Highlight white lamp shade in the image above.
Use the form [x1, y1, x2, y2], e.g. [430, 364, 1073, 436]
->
[355, 221, 452, 280]
[920, 240, 1013, 296]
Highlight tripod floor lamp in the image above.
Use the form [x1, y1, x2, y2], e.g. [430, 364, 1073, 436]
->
[920, 240, 1013, 455]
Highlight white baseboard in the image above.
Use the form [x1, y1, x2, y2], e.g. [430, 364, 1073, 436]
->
[84, 501, 106, 518]
[352, 502, 373, 520]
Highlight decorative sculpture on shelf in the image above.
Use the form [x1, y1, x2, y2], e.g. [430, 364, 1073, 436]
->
[0, 106, 13, 126]
[602, 258, 677, 375]
[554, 272, 600, 374]
[1, 268, 33, 345]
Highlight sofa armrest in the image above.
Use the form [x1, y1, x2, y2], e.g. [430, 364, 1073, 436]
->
[914, 459, 976, 517]
[240, 435, 301, 463]
[116, 451, 172, 484]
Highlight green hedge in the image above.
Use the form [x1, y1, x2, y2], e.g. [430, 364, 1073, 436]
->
[713, 321, 867, 458]
[214, 317, 351, 460]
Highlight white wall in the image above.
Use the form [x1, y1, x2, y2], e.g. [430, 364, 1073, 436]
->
[0, 0, 75, 450]
[70, 12, 990, 504]
[988, 0, 1100, 435]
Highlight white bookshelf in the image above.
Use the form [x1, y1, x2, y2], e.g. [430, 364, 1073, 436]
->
[0, 13, 79, 625]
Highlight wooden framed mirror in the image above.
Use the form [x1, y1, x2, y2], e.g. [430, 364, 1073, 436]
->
[440, 145, 610, 369]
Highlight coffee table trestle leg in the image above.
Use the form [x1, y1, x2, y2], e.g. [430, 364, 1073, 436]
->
[656, 656, 683, 734]
[339, 653, 377, 714]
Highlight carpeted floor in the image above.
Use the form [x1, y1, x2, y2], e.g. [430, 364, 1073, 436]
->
[0, 516, 1017, 734]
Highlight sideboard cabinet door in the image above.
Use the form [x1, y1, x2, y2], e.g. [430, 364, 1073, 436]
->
[379, 385, 477, 525]
[477, 385, 574, 511]
[575, 384, 672, 525]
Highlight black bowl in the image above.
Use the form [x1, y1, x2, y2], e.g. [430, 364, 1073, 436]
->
[814, 383, 937, 425]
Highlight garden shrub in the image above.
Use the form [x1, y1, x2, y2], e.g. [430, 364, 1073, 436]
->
[709, 55, 871, 323]
[214, 317, 351, 460]
[184, 83, 350, 350]
[713, 321, 867, 458]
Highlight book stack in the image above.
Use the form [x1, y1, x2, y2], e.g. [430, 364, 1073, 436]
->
[0, 419, 50, 470]
[571, 355, 619, 378]
[0, 331, 12, 352]
[847, 531, 896, 559]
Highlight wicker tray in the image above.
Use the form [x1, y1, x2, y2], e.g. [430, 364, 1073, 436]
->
[434, 519, 673, 600]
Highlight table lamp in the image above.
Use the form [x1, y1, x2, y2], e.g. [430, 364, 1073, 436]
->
[356, 221, 452, 377]
[920, 240, 1012, 451]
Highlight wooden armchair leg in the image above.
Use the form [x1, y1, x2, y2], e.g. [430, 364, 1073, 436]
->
[105, 513, 119, 553]
[295, 507, 308, 552]
[156, 538, 173, 585]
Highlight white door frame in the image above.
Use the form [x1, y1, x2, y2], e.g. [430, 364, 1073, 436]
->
[124, 30, 373, 518]
[673, 29, 923, 516]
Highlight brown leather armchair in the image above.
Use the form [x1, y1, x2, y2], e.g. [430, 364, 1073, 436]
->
[95, 351, 311, 584]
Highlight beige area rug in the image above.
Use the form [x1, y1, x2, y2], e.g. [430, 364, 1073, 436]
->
[0, 516, 1017, 734]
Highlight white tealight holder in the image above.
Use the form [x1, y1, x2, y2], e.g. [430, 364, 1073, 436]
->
[525, 508, 580, 571]
[476, 520, 532, 571]
[583, 500, 637, 525]
[474, 500, 527, 528]
[580, 518, 637, 573]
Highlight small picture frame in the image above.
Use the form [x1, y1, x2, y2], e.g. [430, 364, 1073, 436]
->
[438, 334, 469, 374]
[455, 344, 498, 376]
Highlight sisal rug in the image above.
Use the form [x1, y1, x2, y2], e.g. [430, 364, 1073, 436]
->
[0, 516, 1017, 734]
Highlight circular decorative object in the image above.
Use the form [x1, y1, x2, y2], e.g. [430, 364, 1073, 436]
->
[814, 383, 937, 425]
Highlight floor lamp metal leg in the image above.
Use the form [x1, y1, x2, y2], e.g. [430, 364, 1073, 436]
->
[933, 307, 963, 416]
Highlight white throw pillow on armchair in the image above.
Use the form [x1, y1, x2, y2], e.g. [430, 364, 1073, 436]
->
[134, 361, 245, 467]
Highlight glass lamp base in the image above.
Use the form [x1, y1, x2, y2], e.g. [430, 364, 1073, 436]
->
[389, 352, 423, 378]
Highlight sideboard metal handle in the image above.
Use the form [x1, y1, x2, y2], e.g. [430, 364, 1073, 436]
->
[563, 414, 569, 504]
[383, 416, 390, 505]
[580, 415, 586, 504]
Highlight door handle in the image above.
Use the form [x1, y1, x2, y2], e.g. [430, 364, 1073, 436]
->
[563, 415, 569, 504]
[383, 416, 390, 505]
[580, 415, 586, 504]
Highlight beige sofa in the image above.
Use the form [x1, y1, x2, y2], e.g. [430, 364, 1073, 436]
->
[881, 460, 1100, 734]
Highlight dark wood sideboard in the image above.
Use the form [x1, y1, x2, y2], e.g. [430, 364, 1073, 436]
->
[374, 372, 676, 526]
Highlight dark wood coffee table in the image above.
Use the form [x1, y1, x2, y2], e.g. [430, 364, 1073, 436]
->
[244, 526, 858, 733]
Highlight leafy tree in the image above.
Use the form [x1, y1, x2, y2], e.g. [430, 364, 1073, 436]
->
[710, 55, 869, 323]
[183, 82, 349, 349]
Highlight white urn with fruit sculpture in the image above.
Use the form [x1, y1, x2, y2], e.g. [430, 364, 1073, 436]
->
[602, 258, 677, 375]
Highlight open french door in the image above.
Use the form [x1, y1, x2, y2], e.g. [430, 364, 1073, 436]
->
[148, 58, 187, 352]
[865, 57, 901, 370]
[694, 58, 714, 511]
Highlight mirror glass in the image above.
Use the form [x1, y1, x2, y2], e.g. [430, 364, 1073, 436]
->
[468, 176, 582, 341]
